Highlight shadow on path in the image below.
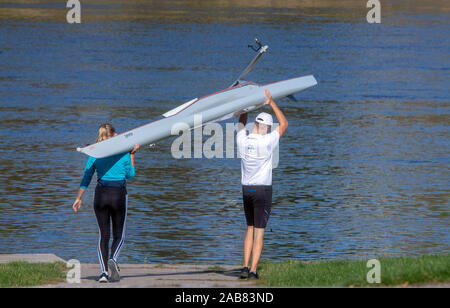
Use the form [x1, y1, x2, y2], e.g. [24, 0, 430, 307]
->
[84, 267, 242, 282]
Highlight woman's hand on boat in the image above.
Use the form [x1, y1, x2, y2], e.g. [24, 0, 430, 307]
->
[130, 144, 140, 155]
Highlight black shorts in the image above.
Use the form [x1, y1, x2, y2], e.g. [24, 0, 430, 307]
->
[242, 185, 272, 229]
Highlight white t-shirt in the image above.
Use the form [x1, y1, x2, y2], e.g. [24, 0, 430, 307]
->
[236, 129, 280, 186]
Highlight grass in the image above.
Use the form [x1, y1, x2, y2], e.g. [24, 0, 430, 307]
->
[258, 254, 450, 287]
[0, 262, 66, 288]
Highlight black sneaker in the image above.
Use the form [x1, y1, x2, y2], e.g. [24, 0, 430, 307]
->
[108, 259, 120, 282]
[98, 273, 109, 283]
[239, 267, 250, 279]
[248, 271, 259, 280]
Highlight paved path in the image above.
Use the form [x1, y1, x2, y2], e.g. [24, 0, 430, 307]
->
[46, 263, 257, 288]
[0, 254, 66, 264]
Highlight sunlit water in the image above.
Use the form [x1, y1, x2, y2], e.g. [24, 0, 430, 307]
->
[0, 1, 448, 265]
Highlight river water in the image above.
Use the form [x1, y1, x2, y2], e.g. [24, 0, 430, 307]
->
[0, 1, 448, 265]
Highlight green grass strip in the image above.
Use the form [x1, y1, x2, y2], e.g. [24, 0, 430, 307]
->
[258, 254, 450, 287]
[0, 261, 66, 288]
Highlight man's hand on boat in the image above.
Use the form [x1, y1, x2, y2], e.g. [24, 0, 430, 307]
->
[264, 89, 274, 106]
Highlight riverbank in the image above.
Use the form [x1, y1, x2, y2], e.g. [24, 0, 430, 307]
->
[1, 254, 449, 287]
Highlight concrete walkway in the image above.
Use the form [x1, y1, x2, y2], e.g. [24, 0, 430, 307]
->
[0, 254, 66, 264]
[47, 263, 258, 288]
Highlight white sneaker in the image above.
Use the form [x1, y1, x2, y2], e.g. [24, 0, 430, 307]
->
[98, 273, 109, 283]
[108, 259, 120, 282]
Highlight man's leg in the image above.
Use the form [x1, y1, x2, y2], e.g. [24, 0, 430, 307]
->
[250, 227, 265, 272]
[243, 226, 254, 267]
[242, 186, 255, 268]
[250, 186, 271, 273]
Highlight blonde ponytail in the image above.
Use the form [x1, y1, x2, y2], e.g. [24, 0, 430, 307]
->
[96, 123, 116, 142]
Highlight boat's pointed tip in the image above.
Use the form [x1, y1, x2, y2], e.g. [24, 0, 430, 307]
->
[307, 75, 318, 86]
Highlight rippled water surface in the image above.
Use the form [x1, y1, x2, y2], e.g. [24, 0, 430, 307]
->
[0, 1, 449, 264]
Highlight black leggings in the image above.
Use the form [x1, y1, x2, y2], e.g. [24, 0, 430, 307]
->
[94, 185, 127, 274]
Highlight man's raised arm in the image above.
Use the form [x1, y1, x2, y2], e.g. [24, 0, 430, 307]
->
[238, 112, 248, 130]
[264, 89, 288, 137]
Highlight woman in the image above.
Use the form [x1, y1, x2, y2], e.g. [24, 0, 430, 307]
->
[72, 123, 139, 283]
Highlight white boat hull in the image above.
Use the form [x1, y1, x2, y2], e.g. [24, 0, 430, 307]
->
[77, 75, 317, 158]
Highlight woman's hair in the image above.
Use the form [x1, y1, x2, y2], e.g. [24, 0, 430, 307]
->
[96, 123, 116, 142]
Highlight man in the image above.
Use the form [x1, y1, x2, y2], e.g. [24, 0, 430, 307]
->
[236, 89, 288, 279]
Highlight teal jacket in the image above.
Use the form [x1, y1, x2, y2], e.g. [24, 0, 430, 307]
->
[80, 152, 135, 189]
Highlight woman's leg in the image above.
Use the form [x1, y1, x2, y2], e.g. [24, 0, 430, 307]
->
[110, 188, 127, 262]
[94, 186, 111, 274]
